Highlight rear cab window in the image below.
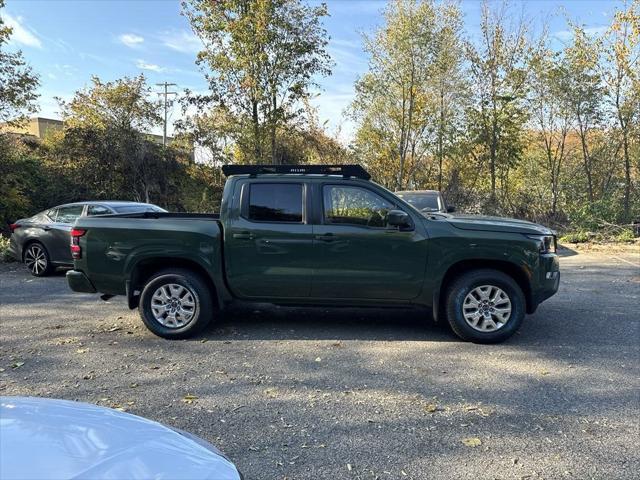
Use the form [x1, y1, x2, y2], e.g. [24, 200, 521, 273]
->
[247, 183, 304, 223]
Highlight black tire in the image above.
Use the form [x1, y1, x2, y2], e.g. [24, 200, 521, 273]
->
[138, 268, 214, 339]
[23, 241, 53, 277]
[445, 269, 525, 344]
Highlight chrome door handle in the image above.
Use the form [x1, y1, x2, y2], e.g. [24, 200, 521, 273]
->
[233, 232, 255, 240]
[315, 233, 336, 242]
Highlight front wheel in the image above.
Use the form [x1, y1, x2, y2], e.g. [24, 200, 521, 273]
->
[139, 269, 214, 339]
[445, 269, 525, 344]
[24, 242, 53, 277]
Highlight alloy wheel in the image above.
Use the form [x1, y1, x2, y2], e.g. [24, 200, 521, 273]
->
[150, 283, 197, 328]
[462, 285, 512, 332]
[24, 245, 47, 276]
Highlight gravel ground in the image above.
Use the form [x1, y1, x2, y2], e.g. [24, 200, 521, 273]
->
[1, 249, 639, 480]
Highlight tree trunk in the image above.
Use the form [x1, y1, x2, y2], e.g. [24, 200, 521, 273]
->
[271, 91, 278, 164]
[437, 88, 444, 191]
[576, 112, 594, 202]
[622, 127, 631, 222]
[252, 99, 261, 163]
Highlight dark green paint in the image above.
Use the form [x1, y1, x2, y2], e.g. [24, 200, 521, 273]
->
[68, 175, 560, 315]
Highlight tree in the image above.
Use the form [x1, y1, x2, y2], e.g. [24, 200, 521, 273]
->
[60, 75, 160, 132]
[528, 48, 573, 217]
[562, 24, 604, 203]
[350, 0, 466, 190]
[57, 75, 166, 203]
[183, 0, 332, 164]
[431, 2, 469, 191]
[602, 0, 639, 221]
[466, 1, 532, 207]
[0, 0, 39, 126]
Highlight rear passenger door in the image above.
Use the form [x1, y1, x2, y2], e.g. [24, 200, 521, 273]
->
[224, 181, 314, 298]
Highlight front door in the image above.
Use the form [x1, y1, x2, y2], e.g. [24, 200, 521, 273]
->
[311, 184, 428, 300]
[224, 181, 314, 299]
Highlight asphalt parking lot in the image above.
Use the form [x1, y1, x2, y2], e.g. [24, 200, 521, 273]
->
[1, 248, 639, 480]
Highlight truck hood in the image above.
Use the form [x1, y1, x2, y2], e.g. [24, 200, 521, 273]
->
[444, 214, 553, 235]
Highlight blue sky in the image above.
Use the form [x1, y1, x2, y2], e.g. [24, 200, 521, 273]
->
[2, 0, 622, 140]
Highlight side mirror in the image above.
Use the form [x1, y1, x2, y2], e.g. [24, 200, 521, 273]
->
[387, 209, 411, 228]
[446, 205, 456, 213]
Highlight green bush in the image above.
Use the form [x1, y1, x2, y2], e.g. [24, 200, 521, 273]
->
[559, 231, 591, 244]
[614, 228, 635, 243]
[0, 235, 15, 262]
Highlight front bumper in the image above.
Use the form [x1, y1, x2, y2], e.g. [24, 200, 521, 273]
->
[8, 236, 20, 260]
[66, 270, 97, 293]
[533, 253, 560, 307]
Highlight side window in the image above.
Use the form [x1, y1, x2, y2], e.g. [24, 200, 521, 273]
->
[87, 205, 112, 216]
[46, 209, 58, 221]
[248, 183, 303, 223]
[56, 205, 84, 224]
[323, 185, 394, 227]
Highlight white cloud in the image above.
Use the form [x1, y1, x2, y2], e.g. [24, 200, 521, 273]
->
[554, 25, 608, 42]
[2, 12, 42, 48]
[119, 33, 144, 48]
[163, 30, 202, 54]
[136, 59, 165, 73]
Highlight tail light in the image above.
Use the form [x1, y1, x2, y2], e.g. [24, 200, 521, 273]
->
[70, 228, 87, 259]
[9, 223, 20, 233]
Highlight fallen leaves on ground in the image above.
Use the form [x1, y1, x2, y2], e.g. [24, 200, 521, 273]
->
[461, 437, 482, 447]
[264, 388, 279, 398]
[183, 394, 198, 404]
[424, 403, 439, 413]
[463, 404, 495, 417]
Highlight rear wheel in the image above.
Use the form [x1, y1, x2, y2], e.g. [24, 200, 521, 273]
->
[445, 269, 525, 344]
[138, 269, 214, 339]
[24, 242, 53, 277]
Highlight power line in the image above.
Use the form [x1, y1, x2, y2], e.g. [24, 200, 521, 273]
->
[156, 82, 177, 147]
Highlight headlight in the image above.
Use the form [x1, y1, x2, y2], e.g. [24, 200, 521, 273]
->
[527, 234, 556, 253]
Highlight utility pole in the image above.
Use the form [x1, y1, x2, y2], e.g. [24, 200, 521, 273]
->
[156, 82, 177, 147]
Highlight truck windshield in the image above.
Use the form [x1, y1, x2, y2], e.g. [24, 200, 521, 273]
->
[396, 193, 441, 212]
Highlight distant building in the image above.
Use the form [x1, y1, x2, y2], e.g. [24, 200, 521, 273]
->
[0, 116, 174, 146]
[1, 117, 64, 139]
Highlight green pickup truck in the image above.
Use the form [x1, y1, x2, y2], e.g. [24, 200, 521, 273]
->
[67, 165, 560, 343]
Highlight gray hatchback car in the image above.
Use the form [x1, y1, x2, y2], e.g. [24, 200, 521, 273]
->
[8, 201, 166, 276]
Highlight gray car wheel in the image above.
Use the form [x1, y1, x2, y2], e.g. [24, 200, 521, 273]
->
[24, 242, 53, 277]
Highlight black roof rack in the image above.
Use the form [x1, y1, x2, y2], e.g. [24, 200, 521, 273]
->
[221, 164, 371, 180]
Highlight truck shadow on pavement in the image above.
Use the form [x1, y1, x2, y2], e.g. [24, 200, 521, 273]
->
[208, 303, 455, 342]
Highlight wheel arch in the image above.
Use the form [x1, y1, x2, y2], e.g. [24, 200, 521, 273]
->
[433, 259, 534, 321]
[21, 238, 46, 261]
[127, 257, 221, 310]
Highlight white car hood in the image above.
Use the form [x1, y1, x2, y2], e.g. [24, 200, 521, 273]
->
[0, 397, 240, 480]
